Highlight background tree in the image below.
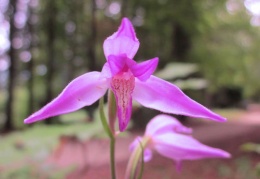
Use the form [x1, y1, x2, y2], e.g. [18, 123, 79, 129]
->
[4, 0, 18, 131]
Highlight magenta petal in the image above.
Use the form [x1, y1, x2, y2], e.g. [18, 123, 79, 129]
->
[107, 54, 127, 75]
[110, 73, 135, 131]
[117, 96, 132, 131]
[145, 114, 192, 136]
[100, 62, 112, 79]
[129, 136, 153, 162]
[129, 136, 142, 152]
[130, 57, 159, 81]
[143, 148, 153, 162]
[154, 133, 231, 161]
[133, 76, 226, 122]
[24, 72, 108, 124]
[103, 18, 139, 59]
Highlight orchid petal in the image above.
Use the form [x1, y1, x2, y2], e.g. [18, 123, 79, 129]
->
[117, 96, 132, 131]
[130, 57, 159, 81]
[24, 72, 108, 124]
[129, 136, 142, 152]
[110, 72, 135, 131]
[133, 76, 226, 122]
[103, 18, 139, 59]
[129, 136, 153, 162]
[100, 62, 112, 79]
[153, 133, 231, 162]
[145, 114, 192, 136]
[107, 54, 127, 75]
[143, 148, 153, 162]
[175, 161, 182, 172]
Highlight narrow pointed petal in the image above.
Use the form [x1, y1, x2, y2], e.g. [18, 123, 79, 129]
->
[103, 18, 139, 59]
[154, 133, 231, 162]
[24, 72, 108, 124]
[130, 57, 159, 81]
[145, 114, 192, 136]
[133, 76, 226, 122]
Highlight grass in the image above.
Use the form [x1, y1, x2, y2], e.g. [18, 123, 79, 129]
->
[0, 113, 102, 164]
[0, 110, 104, 178]
[213, 108, 246, 121]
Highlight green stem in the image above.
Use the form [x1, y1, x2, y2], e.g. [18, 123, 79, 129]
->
[99, 97, 116, 179]
[125, 137, 150, 179]
[110, 137, 116, 179]
[108, 90, 117, 134]
[137, 143, 145, 179]
[99, 97, 113, 138]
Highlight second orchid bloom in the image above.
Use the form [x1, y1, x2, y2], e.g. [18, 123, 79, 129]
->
[129, 115, 230, 170]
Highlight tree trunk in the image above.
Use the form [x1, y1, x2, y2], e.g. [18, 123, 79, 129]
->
[88, 0, 97, 72]
[83, 0, 98, 121]
[26, 2, 36, 117]
[121, 0, 129, 18]
[171, 23, 191, 61]
[4, 0, 18, 132]
[44, 0, 56, 124]
[62, 1, 78, 85]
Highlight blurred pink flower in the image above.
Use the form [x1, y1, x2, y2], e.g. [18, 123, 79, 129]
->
[24, 18, 226, 131]
[130, 114, 230, 170]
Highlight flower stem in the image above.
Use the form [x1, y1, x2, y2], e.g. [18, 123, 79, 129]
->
[125, 137, 150, 179]
[110, 136, 116, 179]
[99, 97, 113, 138]
[99, 97, 116, 179]
[137, 143, 145, 179]
[108, 90, 117, 134]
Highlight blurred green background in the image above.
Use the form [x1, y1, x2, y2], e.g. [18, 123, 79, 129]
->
[1, 0, 260, 178]
[1, 0, 260, 130]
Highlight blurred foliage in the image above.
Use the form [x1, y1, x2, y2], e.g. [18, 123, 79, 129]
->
[26, 0, 260, 99]
[155, 62, 199, 80]
[191, 0, 260, 98]
[241, 142, 260, 154]
[217, 156, 259, 179]
[0, 111, 101, 165]
[1, 0, 260, 130]
[0, 165, 75, 179]
[155, 62, 208, 90]
[0, 113, 102, 178]
[174, 78, 208, 90]
[240, 143, 260, 178]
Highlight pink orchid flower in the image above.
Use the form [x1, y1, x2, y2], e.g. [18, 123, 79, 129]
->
[24, 18, 226, 131]
[129, 114, 230, 169]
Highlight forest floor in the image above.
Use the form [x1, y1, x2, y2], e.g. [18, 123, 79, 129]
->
[42, 104, 260, 179]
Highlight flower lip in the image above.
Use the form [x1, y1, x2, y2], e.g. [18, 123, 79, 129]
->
[111, 71, 135, 131]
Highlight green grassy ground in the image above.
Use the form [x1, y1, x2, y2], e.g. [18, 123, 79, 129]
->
[213, 108, 246, 121]
[0, 110, 104, 179]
